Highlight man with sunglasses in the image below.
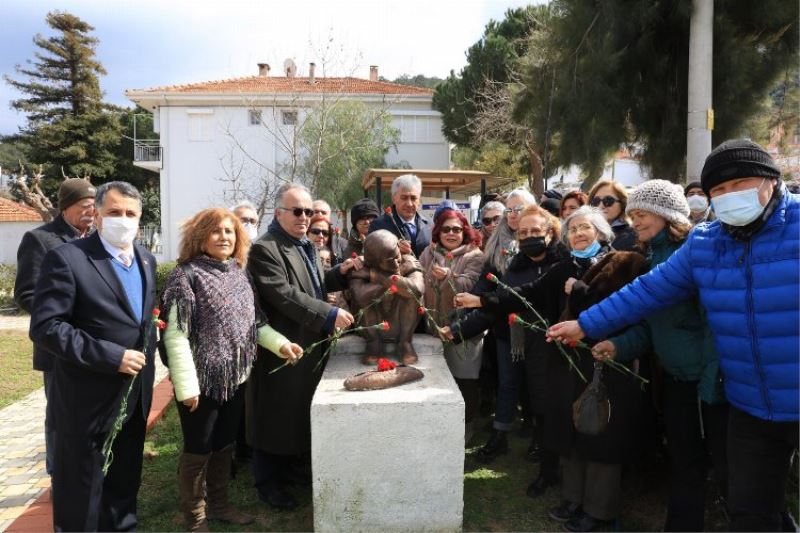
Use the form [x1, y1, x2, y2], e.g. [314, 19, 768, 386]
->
[247, 183, 358, 510]
[368, 173, 431, 257]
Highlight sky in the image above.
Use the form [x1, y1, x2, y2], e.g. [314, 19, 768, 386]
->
[0, 0, 535, 135]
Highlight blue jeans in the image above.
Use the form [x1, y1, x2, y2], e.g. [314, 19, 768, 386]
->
[493, 337, 522, 431]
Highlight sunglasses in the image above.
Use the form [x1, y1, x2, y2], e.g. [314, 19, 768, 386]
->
[482, 215, 501, 226]
[590, 196, 620, 208]
[504, 206, 525, 214]
[278, 206, 314, 217]
[440, 226, 463, 234]
[308, 228, 330, 237]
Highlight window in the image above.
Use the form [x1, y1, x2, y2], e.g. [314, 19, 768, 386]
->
[187, 108, 214, 142]
[392, 115, 445, 144]
[282, 110, 297, 126]
[248, 109, 262, 125]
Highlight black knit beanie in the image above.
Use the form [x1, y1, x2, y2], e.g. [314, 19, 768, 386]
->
[350, 198, 379, 226]
[700, 139, 781, 195]
[683, 181, 703, 196]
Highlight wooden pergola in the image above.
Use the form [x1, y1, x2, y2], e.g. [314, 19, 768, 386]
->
[361, 169, 518, 209]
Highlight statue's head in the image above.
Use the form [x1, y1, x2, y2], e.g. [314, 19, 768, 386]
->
[364, 230, 401, 274]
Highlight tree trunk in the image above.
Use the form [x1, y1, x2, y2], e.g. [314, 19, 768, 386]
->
[527, 146, 544, 198]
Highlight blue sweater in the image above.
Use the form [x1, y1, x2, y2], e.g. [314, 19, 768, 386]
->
[578, 190, 799, 422]
[111, 256, 143, 324]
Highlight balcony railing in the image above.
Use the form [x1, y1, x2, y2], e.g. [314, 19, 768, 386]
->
[134, 140, 162, 166]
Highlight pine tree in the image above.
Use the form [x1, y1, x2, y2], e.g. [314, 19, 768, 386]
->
[4, 11, 121, 182]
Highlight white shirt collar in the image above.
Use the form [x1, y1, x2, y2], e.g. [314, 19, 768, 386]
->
[98, 233, 134, 263]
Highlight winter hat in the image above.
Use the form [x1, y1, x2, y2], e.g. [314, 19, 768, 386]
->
[350, 198, 379, 226]
[683, 181, 703, 196]
[626, 179, 691, 226]
[542, 189, 563, 200]
[700, 139, 781, 195]
[433, 199, 458, 223]
[540, 198, 561, 217]
[58, 178, 96, 211]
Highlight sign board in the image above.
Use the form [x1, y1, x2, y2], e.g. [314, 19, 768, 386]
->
[421, 203, 470, 210]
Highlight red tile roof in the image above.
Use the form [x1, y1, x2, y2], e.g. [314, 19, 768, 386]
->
[132, 76, 433, 96]
[0, 197, 44, 222]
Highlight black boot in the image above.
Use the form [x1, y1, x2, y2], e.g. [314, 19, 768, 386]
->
[526, 474, 558, 498]
[474, 429, 508, 463]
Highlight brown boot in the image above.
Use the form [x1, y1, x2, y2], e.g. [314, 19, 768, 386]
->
[178, 452, 211, 532]
[206, 445, 254, 525]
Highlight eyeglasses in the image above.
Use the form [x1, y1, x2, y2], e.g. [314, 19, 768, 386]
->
[440, 226, 463, 234]
[590, 196, 620, 208]
[504, 206, 525, 214]
[313, 209, 329, 216]
[239, 217, 258, 225]
[567, 223, 595, 234]
[278, 206, 314, 218]
[308, 228, 330, 237]
[481, 215, 501, 226]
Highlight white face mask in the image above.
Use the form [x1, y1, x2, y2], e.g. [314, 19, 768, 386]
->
[711, 179, 768, 227]
[243, 223, 258, 241]
[686, 195, 708, 212]
[100, 216, 139, 248]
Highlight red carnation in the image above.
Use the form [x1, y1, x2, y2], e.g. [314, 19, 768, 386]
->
[334, 227, 341, 235]
[391, 274, 399, 281]
[152, 308, 161, 317]
[485, 273, 498, 283]
[351, 252, 358, 259]
[377, 358, 397, 372]
[417, 306, 426, 315]
[381, 321, 390, 331]
[389, 285, 399, 294]
[385, 206, 392, 215]
[445, 251, 454, 261]
[157, 319, 167, 330]
[508, 313, 519, 326]
[501, 248, 508, 256]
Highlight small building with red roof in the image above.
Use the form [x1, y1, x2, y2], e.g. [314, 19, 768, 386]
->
[126, 63, 449, 259]
[0, 197, 44, 264]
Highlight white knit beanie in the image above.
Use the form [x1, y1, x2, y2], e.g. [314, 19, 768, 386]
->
[626, 179, 691, 226]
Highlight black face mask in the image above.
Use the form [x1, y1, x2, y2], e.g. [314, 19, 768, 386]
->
[519, 236, 548, 257]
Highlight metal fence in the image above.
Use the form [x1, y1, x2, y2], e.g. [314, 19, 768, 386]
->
[134, 140, 162, 163]
[138, 225, 162, 254]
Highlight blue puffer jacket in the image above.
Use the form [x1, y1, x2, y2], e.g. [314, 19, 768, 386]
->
[578, 189, 799, 422]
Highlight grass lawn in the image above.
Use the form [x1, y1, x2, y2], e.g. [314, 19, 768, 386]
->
[0, 329, 40, 408]
[139, 406, 746, 532]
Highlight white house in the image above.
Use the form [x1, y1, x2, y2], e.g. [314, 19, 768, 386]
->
[125, 64, 450, 260]
[0, 197, 44, 265]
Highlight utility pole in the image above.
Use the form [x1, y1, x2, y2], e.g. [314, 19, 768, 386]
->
[686, 0, 714, 181]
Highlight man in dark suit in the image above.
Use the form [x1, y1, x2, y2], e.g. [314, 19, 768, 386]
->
[247, 183, 357, 510]
[15, 177, 96, 475]
[29, 181, 157, 532]
[367, 173, 431, 257]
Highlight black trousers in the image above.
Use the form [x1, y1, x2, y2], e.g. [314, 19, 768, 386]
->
[176, 385, 244, 455]
[727, 406, 799, 532]
[661, 376, 729, 532]
[52, 398, 146, 532]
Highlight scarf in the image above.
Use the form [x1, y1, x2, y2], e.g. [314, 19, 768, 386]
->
[160, 255, 257, 403]
[268, 218, 324, 299]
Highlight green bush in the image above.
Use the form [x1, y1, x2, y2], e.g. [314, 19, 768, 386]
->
[0, 264, 18, 312]
[156, 261, 177, 298]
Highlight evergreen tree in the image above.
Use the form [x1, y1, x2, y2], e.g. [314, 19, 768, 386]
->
[513, 0, 799, 183]
[4, 11, 121, 183]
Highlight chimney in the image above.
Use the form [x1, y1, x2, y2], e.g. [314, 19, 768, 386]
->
[257, 63, 270, 77]
[309, 62, 316, 84]
[369, 65, 378, 82]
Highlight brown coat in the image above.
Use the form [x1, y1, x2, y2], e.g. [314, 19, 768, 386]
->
[419, 243, 485, 331]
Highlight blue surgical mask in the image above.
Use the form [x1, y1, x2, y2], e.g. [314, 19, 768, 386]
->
[571, 240, 601, 259]
[711, 179, 767, 227]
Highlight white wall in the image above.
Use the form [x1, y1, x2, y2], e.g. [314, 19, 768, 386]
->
[0, 221, 39, 264]
[157, 99, 449, 259]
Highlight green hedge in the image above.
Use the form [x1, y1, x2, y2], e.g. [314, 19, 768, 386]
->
[156, 261, 177, 298]
[0, 264, 17, 311]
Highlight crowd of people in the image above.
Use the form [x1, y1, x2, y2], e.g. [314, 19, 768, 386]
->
[14, 138, 798, 532]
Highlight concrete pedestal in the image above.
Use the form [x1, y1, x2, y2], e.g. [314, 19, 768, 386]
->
[311, 334, 464, 533]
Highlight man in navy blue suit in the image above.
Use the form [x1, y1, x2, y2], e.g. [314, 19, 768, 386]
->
[367, 173, 431, 257]
[30, 181, 157, 532]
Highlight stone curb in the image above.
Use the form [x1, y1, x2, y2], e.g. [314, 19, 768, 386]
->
[4, 377, 175, 533]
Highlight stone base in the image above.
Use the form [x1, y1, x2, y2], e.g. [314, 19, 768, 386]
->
[311, 334, 464, 533]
